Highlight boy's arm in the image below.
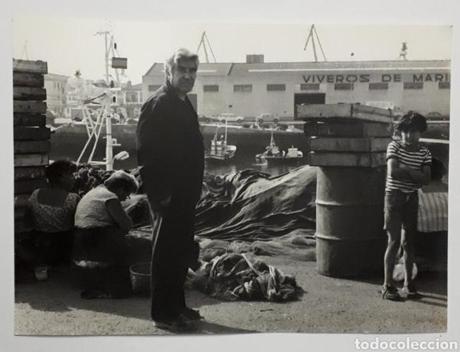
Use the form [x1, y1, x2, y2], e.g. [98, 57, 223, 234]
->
[388, 158, 431, 185]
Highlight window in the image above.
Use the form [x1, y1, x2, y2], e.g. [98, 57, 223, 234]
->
[439, 82, 450, 89]
[234, 84, 252, 93]
[369, 82, 388, 90]
[334, 83, 354, 90]
[125, 92, 138, 103]
[300, 83, 320, 91]
[267, 84, 286, 91]
[148, 84, 161, 92]
[403, 82, 423, 90]
[203, 85, 219, 92]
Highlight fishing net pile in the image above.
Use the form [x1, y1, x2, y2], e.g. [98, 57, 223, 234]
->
[189, 252, 303, 302]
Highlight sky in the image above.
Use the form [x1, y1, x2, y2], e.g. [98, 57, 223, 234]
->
[13, 17, 452, 84]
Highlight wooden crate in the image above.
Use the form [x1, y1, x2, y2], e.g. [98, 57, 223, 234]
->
[14, 127, 51, 141]
[304, 121, 391, 138]
[13, 72, 45, 87]
[14, 154, 49, 167]
[14, 114, 46, 127]
[14, 166, 47, 181]
[15, 178, 47, 195]
[13, 59, 48, 74]
[309, 151, 387, 167]
[310, 137, 391, 152]
[13, 101, 47, 114]
[14, 140, 51, 154]
[14, 87, 47, 101]
[297, 103, 393, 123]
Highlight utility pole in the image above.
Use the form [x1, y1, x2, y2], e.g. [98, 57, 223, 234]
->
[96, 31, 111, 85]
[304, 25, 327, 62]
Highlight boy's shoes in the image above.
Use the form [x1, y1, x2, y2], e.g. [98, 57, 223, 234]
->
[152, 314, 196, 332]
[381, 285, 403, 301]
[182, 307, 203, 321]
[402, 284, 420, 298]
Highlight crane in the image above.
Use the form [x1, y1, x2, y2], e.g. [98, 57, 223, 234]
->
[304, 25, 327, 62]
[196, 31, 217, 63]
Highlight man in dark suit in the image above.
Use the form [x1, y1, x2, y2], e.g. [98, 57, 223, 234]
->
[136, 48, 204, 331]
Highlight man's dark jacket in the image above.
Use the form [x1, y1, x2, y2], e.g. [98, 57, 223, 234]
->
[136, 84, 204, 206]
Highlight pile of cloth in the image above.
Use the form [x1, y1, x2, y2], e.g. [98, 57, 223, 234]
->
[189, 252, 303, 302]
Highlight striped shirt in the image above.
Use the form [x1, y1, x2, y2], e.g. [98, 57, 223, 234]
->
[385, 140, 432, 193]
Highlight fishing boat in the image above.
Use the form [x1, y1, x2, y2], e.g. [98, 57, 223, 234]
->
[205, 120, 237, 162]
[255, 129, 303, 165]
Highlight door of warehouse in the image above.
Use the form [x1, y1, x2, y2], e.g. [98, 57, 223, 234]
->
[294, 93, 325, 119]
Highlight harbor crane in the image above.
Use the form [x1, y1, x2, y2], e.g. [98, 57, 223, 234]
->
[304, 24, 327, 62]
[196, 31, 217, 63]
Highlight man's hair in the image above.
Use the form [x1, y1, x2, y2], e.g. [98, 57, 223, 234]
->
[45, 160, 77, 185]
[164, 48, 199, 81]
[104, 170, 139, 194]
[395, 111, 428, 133]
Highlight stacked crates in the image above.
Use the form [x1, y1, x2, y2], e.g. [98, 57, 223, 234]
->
[13, 59, 50, 233]
[299, 103, 393, 277]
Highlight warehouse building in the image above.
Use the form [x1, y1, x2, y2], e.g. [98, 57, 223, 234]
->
[142, 56, 450, 120]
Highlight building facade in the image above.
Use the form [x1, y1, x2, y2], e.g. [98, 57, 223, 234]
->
[142, 57, 450, 121]
[44, 73, 69, 116]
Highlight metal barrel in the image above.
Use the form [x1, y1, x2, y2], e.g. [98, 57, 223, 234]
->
[316, 166, 386, 277]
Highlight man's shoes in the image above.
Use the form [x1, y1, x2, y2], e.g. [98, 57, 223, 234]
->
[182, 307, 203, 321]
[402, 283, 420, 298]
[152, 314, 196, 332]
[381, 285, 403, 301]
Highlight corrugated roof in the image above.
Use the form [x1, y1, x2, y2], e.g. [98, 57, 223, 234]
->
[143, 59, 450, 78]
[143, 62, 233, 77]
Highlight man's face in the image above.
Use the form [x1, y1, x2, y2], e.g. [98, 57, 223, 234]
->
[169, 59, 198, 95]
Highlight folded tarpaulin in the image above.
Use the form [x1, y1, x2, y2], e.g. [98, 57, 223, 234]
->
[195, 165, 317, 241]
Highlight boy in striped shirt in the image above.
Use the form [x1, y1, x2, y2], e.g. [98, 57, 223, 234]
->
[382, 112, 432, 300]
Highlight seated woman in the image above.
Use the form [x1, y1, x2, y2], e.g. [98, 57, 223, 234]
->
[72, 170, 139, 299]
[28, 160, 80, 280]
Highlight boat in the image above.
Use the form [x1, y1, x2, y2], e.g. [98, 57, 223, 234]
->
[255, 129, 303, 165]
[205, 120, 237, 162]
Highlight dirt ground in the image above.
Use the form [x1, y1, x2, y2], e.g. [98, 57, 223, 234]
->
[14, 254, 447, 336]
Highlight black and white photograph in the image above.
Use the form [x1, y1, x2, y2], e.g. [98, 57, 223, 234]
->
[2, 0, 460, 351]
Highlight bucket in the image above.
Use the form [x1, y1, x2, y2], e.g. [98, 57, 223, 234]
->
[315, 167, 386, 277]
[129, 262, 151, 295]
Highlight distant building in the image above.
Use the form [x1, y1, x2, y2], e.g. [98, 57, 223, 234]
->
[120, 82, 143, 120]
[45, 73, 69, 116]
[142, 56, 450, 120]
